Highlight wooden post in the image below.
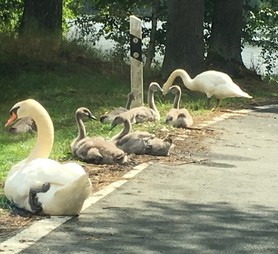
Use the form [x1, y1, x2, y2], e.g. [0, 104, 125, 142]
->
[130, 15, 143, 107]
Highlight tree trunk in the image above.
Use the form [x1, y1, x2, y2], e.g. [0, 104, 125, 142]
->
[161, 0, 205, 79]
[19, 0, 62, 38]
[145, 0, 159, 70]
[206, 0, 254, 77]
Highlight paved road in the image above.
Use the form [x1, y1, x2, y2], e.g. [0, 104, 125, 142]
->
[8, 105, 278, 253]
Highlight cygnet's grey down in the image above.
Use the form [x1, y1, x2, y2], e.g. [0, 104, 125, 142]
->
[8, 117, 37, 134]
[71, 107, 128, 164]
[100, 92, 135, 123]
[110, 115, 173, 156]
[165, 85, 193, 128]
[119, 82, 163, 124]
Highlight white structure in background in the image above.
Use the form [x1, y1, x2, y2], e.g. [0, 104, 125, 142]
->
[68, 21, 277, 75]
[241, 44, 278, 75]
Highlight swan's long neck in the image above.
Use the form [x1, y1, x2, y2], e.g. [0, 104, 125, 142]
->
[27, 104, 54, 161]
[113, 119, 131, 141]
[76, 112, 86, 141]
[148, 87, 159, 114]
[163, 69, 194, 93]
[173, 90, 181, 109]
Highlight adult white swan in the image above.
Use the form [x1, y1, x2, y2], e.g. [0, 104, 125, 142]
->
[4, 99, 92, 215]
[162, 69, 252, 109]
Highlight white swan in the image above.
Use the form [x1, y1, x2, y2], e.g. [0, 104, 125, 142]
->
[162, 69, 252, 109]
[4, 99, 92, 215]
[165, 85, 193, 128]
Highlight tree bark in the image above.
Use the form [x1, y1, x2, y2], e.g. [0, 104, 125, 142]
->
[19, 0, 62, 38]
[206, 0, 253, 77]
[161, 0, 205, 79]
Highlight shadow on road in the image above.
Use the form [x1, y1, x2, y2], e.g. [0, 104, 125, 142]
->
[32, 200, 278, 253]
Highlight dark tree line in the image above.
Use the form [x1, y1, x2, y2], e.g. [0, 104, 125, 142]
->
[0, 0, 277, 77]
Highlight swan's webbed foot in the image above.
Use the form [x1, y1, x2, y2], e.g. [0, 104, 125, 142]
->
[29, 182, 50, 213]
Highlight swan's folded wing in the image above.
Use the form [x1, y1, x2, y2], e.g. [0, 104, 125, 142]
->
[42, 173, 92, 215]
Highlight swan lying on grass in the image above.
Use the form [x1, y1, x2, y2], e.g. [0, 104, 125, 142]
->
[4, 99, 92, 215]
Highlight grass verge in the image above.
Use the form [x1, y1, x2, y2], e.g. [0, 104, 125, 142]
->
[0, 38, 277, 213]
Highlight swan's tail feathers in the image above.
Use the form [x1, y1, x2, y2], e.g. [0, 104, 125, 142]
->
[238, 90, 253, 99]
[244, 93, 253, 99]
[44, 174, 92, 216]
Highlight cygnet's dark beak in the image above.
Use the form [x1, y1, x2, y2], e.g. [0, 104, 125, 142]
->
[89, 114, 97, 121]
[109, 122, 117, 131]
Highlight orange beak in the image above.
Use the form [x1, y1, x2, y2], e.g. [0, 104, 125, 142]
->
[5, 112, 17, 127]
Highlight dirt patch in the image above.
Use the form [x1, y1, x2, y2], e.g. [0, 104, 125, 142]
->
[87, 125, 216, 192]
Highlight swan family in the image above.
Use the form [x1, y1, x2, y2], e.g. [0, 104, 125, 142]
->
[3, 69, 252, 215]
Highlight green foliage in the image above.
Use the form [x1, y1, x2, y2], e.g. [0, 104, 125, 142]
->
[0, 0, 84, 35]
[243, 0, 278, 74]
[68, 0, 167, 61]
[1, 0, 277, 74]
[0, 0, 23, 33]
[204, 0, 277, 74]
[63, 0, 84, 34]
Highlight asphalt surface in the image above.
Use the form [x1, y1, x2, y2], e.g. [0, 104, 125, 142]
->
[11, 105, 278, 253]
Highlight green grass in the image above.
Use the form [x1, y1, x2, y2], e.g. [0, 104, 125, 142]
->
[0, 36, 277, 211]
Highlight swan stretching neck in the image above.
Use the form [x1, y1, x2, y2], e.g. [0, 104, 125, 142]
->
[162, 69, 252, 109]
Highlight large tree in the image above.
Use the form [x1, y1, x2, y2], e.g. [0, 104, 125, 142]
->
[19, 0, 63, 38]
[161, 0, 205, 79]
[206, 0, 251, 76]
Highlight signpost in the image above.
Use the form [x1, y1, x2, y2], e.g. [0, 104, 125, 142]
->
[130, 15, 143, 107]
